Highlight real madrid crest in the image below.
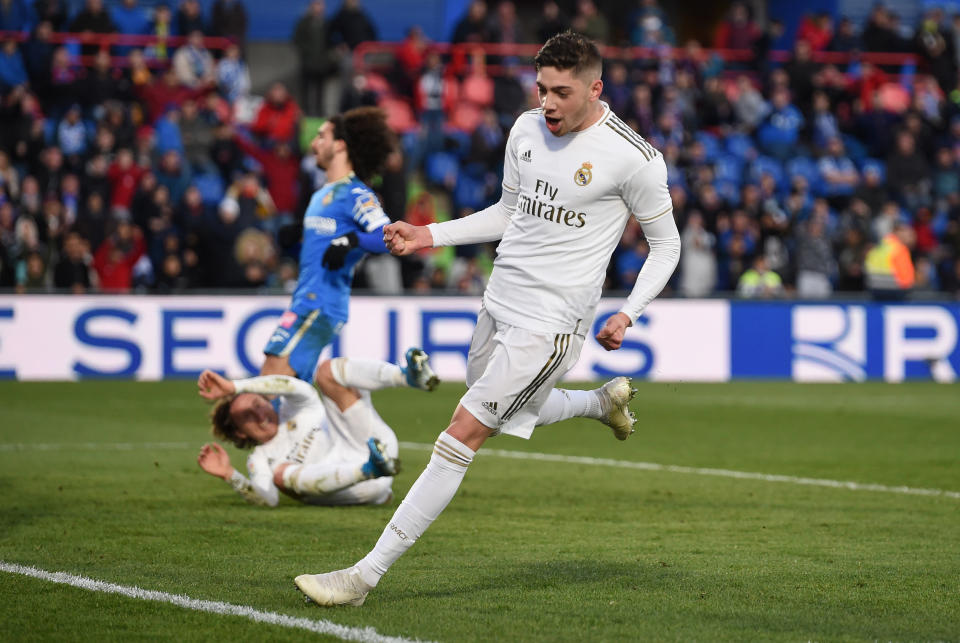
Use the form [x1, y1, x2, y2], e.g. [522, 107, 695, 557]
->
[574, 162, 593, 186]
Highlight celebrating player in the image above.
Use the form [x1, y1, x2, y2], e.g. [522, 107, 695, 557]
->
[196, 349, 439, 506]
[294, 31, 681, 605]
[262, 106, 398, 381]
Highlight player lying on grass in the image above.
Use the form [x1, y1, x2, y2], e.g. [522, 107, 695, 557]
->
[196, 349, 439, 507]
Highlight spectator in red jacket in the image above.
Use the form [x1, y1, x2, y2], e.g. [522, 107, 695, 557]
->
[796, 13, 833, 52]
[107, 148, 145, 208]
[251, 82, 301, 145]
[234, 129, 299, 218]
[714, 2, 759, 50]
[92, 218, 145, 292]
[136, 68, 208, 123]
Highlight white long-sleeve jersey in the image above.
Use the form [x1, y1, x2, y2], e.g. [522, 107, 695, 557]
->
[225, 375, 357, 507]
[429, 103, 680, 333]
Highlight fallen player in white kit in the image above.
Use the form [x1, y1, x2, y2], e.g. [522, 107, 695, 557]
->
[196, 349, 440, 507]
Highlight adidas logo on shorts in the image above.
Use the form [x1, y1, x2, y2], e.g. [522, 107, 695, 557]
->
[481, 401, 499, 416]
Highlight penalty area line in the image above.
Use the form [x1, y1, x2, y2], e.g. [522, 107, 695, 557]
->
[0, 562, 434, 643]
[398, 442, 960, 500]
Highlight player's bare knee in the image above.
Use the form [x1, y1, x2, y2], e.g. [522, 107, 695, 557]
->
[445, 405, 494, 450]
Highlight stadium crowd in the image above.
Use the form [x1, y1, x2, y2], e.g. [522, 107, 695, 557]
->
[2, 0, 960, 298]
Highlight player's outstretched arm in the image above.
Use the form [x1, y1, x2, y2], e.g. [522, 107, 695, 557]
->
[198, 370, 236, 400]
[198, 443, 235, 479]
[199, 444, 279, 507]
[383, 221, 434, 256]
[233, 374, 318, 401]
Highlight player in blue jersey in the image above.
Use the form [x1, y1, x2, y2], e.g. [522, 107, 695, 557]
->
[262, 106, 401, 382]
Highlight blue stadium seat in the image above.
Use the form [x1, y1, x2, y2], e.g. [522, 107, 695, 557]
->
[400, 131, 420, 159]
[666, 164, 687, 190]
[749, 156, 785, 190]
[724, 132, 756, 161]
[425, 151, 458, 187]
[786, 157, 823, 194]
[713, 154, 744, 185]
[43, 119, 56, 145]
[842, 134, 868, 165]
[714, 179, 741, 205]
[695, 131, 721, 162]
[454, 174, 487, 210]
[444, 130, 472, 159]
[859, 158, 886, 181]
[193, 172, 225, 206]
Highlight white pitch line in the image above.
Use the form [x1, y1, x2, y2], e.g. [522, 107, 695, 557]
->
[399, 442, 960, 500]
[0, 442, 193, 452]
[0, 562, 433, 643]
[3, 441, 957, 501]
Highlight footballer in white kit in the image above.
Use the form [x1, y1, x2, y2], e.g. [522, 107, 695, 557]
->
[196, 349, 440, 507]
[448, 99, 676, 439]
[294, 30, 682, 607]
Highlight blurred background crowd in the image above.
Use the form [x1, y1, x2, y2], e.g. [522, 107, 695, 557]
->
[2, 0, 960, 298]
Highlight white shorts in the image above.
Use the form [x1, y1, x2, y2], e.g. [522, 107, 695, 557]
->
[301, 392, 397, 506]
[461, 308, 585, 440]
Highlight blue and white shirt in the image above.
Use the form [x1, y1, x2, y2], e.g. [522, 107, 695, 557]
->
[292, 174, 390, 323]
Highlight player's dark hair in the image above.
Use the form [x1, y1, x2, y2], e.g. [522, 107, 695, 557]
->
[210, 395, 256, 450]
[534, 30, 602, 78]
[329, 106, 397, 184]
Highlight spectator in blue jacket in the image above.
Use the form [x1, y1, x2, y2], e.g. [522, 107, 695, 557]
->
[818, 137, 859, 204]
[0, 39, 28, 91]
[757, 87, 804, 160]
[111, 0, 150, 55]
[0, 0, 31, 31]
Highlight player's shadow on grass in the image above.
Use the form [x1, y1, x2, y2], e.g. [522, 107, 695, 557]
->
[414, 559, 670, 599]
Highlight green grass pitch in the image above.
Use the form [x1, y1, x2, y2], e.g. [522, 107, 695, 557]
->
[1, 380, 958, 642]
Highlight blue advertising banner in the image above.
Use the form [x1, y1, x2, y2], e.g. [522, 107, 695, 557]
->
[731, 301, 960, 382]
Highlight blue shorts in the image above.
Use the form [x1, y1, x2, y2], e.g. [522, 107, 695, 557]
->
[263, 310, 343, 382]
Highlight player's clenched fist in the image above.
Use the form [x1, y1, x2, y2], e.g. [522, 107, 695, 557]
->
[595, 312, 632, 351]
[383, 222, 433, 256]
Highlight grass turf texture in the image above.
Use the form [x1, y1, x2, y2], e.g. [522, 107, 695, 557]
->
[0, 381, 958, 642]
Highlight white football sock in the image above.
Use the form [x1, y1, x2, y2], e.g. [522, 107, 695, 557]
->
[354, 432, 474, 587]
[330, 357, 405, 391]
[535, 388, 602, 426]
[282, 462, 368, 496]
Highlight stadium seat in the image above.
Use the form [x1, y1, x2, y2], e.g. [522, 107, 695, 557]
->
[363, 73, 392, 96]
[713, 154, 744, 185]
[714, 179, 741, 205]
[695, 131, 721, 162]
[425, 151, 458, 187]
[43, 119, 57, 145]
[842, 134, 868, 165]
[859, 158, 886, 181]
[749, 156, 786, 190]
[449, 103, 483, 133]
[380, 97, 418, 134]
[666, 164, 687, 190]
[193, 172, 225, 206]
[724, 132, 756, 161]
[443, 130, 472, 159]
[786, 157, 823, 194]
[454, 173, 488, 210]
